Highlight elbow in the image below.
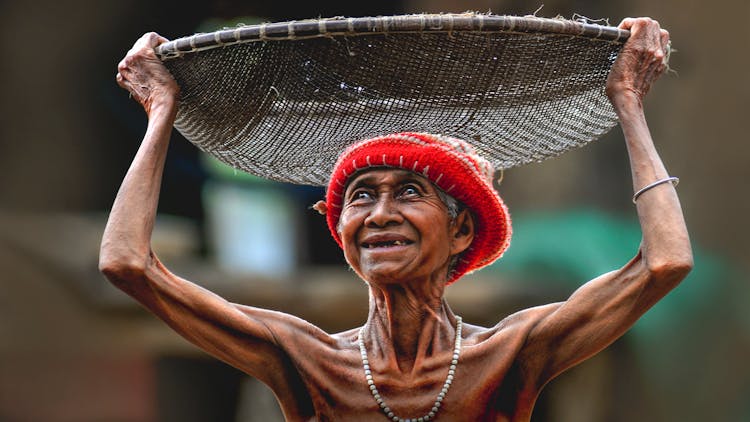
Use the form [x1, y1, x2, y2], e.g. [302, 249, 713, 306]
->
[646, 252, 694, 287]
[98, 250, 149, 287]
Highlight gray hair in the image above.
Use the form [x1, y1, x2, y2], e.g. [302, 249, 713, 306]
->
[436, 188, 467, 277]
[435, 187, 462, 221]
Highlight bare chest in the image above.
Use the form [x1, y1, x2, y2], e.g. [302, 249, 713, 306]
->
[287, 342, 534, 422]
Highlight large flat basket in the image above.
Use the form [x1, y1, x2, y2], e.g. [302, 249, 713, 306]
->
[156, 13, 628, 186]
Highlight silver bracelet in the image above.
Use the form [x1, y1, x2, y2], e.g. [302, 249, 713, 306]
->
[632, 176, 679, 204]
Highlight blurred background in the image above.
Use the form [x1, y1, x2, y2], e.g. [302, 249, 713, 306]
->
[0, 0, 747, 421]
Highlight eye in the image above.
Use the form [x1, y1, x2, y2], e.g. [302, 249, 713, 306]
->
[349, 189, 373, 203]
[399, 184, 421, 197]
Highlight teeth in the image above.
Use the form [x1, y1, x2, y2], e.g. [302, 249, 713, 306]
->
[364, 240, 408, 248]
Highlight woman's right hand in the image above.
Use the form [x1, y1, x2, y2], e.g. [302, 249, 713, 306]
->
[116, 32, 179, 116]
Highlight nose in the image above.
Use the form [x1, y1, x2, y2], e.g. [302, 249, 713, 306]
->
[364, 195, 403, 228]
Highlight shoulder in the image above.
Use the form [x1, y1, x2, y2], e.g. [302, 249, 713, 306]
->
[232, 303, 338, 348]
[443, 305, 566, 402]
[463, 303, 563, 345]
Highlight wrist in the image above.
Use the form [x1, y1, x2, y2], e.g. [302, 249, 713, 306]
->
[147, 94, 178, 118]
[608, 88, 644, 116]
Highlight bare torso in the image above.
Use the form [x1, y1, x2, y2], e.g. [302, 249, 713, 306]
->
[238, 304, 558, 421]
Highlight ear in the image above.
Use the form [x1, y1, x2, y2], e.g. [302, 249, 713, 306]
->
[449, 209, 475, 256]
[311, 200, 328, 215]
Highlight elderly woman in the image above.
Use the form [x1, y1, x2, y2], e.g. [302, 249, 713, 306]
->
[100, 17, 692, 421]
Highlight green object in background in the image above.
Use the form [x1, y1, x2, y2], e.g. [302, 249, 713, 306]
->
[487, 208, 748, 421]
[495, 209, 641, 287]
[202, 154, 274, 186]
[487, 208, 722, 334]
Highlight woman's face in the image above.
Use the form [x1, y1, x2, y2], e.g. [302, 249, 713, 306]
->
[338, 168, 472, 285]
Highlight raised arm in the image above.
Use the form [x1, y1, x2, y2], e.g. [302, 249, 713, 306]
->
[99, 34, 308, 397]
[517, 18, 693, 387]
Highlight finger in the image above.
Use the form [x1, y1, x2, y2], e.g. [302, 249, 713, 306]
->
[116, 72, 132, 93]
[659, 29, 670, 45]
[132, 33, 153, 50]
[649, 43, 666, 66]
[622, 18, 655, 52]
[152, 34, 170, 57]
[619, 17, 636, 30]
[634, 18, 659, 46]
[639, 21, 664, 63]
[145, 32, 161, 47]
[650, 20, 663, 45]
[144, 32, 170, 49]
[660, 29, 670, 55]
[128, 32, 161, 55]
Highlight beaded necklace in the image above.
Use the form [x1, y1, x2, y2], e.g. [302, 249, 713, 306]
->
[357, 316, 463, 421]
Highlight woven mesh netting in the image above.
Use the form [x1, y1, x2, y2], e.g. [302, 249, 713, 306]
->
[159, 15, 625, 186]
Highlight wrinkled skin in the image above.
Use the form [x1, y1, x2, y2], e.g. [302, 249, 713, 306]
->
[101, 18, 691, 421]
[338, 169, 474, 287]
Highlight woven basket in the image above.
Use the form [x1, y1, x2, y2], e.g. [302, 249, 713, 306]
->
[157, 13, 628, 186]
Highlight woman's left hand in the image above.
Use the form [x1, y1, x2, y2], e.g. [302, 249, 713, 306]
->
[606, 17, 670, 103]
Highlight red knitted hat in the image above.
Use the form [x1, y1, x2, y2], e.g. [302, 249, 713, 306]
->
[325, 132, 511, 284]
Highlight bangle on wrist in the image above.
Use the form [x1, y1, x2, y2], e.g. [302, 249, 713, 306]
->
[632, 176, 679, 204]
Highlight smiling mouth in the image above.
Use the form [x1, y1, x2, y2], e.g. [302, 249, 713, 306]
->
[362, 240, 413, 249]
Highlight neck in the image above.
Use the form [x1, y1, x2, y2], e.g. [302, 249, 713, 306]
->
[363, 281, 457, 374]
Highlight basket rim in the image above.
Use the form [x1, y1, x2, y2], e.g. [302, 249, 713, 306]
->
[156, 13, 629, 60]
